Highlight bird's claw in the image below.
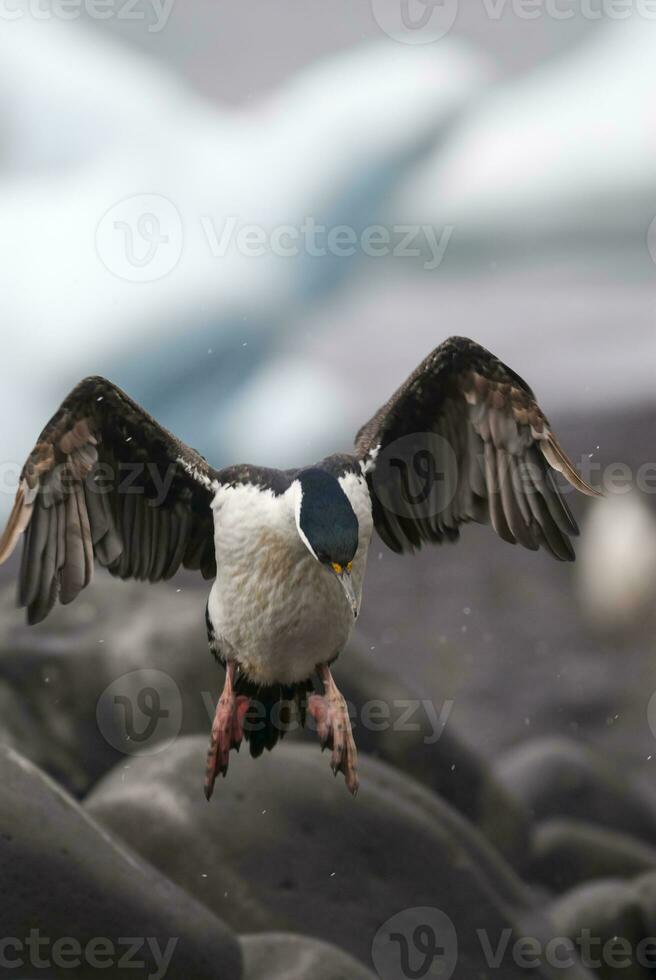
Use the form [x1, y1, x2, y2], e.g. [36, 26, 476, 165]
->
[204, 693, 250, 800]
[307, 691, 359, 796]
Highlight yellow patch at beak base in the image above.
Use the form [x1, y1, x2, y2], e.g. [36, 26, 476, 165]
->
[331, 561, 353, 575]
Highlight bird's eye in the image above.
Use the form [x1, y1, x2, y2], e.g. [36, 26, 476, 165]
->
[331, 562, 343, 574]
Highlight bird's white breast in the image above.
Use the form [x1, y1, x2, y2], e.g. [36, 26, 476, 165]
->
[207, 472, 373, 685]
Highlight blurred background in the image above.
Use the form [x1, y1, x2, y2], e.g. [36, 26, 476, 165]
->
[1, 3, 656, 978]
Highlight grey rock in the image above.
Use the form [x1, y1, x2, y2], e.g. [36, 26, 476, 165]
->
[241, 933, 376, 980]
[0, 678, 80, 781]
[0, 742, 242, 980]
[530, 819, 656, 892]
[631, 870, 656, 943]
[548, 879, 650, 980]
[494, 736, 656, 848]
[627, 872, 656, 973]
[86, 736, 593, 980]
[0, 574, 216, 794]
[334, 636, 531, 870]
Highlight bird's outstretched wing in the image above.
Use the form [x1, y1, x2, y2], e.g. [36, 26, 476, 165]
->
[0, 376, 219, 624]
[355, 336, 600, 561]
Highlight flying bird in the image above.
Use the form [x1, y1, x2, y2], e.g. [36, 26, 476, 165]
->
[0, 337, 599, 798]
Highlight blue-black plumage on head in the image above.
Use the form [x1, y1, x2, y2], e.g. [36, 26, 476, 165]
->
[296, 468, 359, 568]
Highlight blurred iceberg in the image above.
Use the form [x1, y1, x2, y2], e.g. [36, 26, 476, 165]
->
[0, 16, 487, 492]
[392, 18, 655, 249]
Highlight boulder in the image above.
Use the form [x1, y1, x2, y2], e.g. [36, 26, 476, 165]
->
[86, 736, 592, 980]
[530, 819, 656, 892]
[241, 933, 376, 980]
[0, 743, 242, 980]
[0, 574, 215, 795]
[632, 870, 656, 937]
[548, 879, 650, 980]
[494, 737, 656, 848]
[334, 636, 531, 869]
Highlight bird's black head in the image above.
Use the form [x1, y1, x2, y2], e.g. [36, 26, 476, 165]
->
[294, 467, 359, 569]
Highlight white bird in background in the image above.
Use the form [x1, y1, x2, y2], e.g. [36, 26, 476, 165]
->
[577, 491, 656, 633]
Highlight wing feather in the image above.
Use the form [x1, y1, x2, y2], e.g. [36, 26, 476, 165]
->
[147, 507, 162, 581]
[138, 502, 153, 581]
[117, 492, 135, 580]
[356, 336, 600, 561]
[60, 486, 85, 605]
[0, 376, 220, 623]
[30, 506, 59, 625]
[129, 495, 143, 579]
[84, 479, 110, 545]
[76, 483, 94, 591]
[498, 450, 536, 550]
[151, 507, 171, 582]
[24, 502, 51, 607]
[164, 508, 186, 580]
[485, 442, 515, 545]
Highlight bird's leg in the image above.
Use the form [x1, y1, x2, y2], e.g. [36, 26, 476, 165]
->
[204, 661, 250, 801]
[306, 663, 358, 796]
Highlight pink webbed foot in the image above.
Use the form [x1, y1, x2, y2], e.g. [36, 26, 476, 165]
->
[204, 662, 250, 801]
[307, 664, 359, 796]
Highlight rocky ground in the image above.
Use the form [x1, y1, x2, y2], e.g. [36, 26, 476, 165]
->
[0, 405, 655, 979]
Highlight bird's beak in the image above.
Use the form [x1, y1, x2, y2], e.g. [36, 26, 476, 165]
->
[332, 565, 358, 619]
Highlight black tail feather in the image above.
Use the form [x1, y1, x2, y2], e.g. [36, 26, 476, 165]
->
[233, 674, 312, 758]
